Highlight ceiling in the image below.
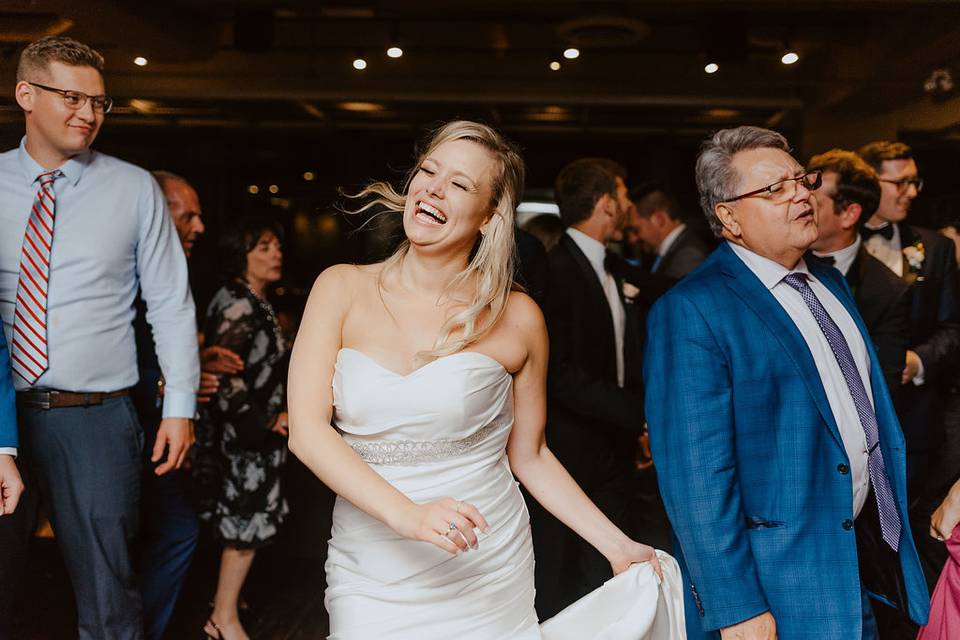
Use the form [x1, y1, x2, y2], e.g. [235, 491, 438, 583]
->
[1, 0, 959, 137]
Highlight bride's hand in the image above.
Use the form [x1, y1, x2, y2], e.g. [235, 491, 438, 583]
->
[608, 539, 663, 579]
[393, 498, 491, 555]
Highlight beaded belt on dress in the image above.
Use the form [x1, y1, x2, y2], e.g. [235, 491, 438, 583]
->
[346, 416, 509, 465]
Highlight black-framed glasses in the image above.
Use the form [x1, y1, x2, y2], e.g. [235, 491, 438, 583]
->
[27, 82, 113, 114]
[723, 171, 822, 204]
[879, 177, 924, 194]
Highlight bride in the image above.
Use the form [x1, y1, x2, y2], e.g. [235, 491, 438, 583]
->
[287, 120, 668, 639]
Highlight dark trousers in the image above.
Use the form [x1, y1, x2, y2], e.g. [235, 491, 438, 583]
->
[0, 397, 144, 640]
[137, 419, 199, 640]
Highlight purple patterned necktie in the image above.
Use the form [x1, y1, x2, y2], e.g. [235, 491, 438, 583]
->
[783, 272, 901, 551]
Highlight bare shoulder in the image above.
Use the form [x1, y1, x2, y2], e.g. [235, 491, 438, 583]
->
[312, 263, 377, 291]
[501, 290, 546, 335]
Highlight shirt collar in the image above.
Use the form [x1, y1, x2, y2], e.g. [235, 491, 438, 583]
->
[727, 240, 810, 290]
[657, 223, 687, 256]
[17, 136, 91, 187]
[813, 235, 861, 277]
[566, 227, 607, 277]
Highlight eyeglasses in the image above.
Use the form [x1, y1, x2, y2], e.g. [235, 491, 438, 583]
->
[723, 171, 822, 204]
[879, 177, 923, 194]
[27, 82, 113, 114]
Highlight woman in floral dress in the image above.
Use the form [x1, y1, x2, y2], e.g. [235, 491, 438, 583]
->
[194, 217, 289, 640]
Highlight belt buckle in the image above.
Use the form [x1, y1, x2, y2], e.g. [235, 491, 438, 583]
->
[40, 390, 56, 410]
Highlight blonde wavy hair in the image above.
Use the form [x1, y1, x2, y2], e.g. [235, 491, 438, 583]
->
[350, 120, 525, 361]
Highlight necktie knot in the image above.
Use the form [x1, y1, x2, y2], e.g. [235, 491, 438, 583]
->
[37, 170, 62, 188]
[782, 271, 808, 290]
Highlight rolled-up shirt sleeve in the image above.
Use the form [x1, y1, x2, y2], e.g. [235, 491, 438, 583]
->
[136, 175, 199, 418]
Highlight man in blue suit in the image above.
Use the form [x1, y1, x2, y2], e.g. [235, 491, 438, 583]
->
[0, 328, 25, 637]
[645, 126, 929, 639]
[0, 336, 22, 515]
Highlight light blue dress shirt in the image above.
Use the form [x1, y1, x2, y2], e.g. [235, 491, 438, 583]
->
[0, 138, 199, 436]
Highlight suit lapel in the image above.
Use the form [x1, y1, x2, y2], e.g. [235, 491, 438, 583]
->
[562, 234, 617, 343]
[810, 259, 907, 475]
[717, 244, 845, 449]
[898, 224, 920, 287]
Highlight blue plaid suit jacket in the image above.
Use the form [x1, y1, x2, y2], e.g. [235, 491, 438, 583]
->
[644, 242, 928, 638]
[0, 335, 16, 450]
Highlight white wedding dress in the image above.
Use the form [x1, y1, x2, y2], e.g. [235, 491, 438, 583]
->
[326, 348, 684, 639]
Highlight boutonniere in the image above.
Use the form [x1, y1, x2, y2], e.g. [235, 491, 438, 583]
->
[903, 241, 925, 273]
[622, 282, 640, 302]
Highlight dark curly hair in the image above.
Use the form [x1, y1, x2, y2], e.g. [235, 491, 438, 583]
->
[219, 217, 284, 281]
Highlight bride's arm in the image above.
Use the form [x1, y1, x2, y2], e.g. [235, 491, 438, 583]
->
[505, 294, 661, 576]
[287, 266, 487, 554]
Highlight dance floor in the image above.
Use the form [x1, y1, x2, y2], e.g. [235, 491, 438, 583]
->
[11, 461, 918, 639]
[14, 462, 336, 640]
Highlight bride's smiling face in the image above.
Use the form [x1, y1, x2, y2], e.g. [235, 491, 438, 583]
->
[403, 138, 498, 254]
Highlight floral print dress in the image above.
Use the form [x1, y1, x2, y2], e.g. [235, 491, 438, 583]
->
[193, 281, 289, 548]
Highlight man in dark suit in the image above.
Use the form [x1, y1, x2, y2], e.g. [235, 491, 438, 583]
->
[858, 142, 960, 499]
[531, 158, 644, 618]
[628, 184, 710, 280]
[806, 149, 911, 396]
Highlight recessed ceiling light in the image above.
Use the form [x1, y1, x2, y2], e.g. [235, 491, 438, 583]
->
[303, 171, 315, 181]
[337, 101, 386, 112]
[387, 46, 403, 58]
[704, 62, 719, 74]
[563, 48, 580, 60]
[247, 185, 259, 195]
[134, 56, 148, 67]
[353, 58, 367, 70]
[549, 61, 561, 71]
[268, 184, 279, 194]
[781, 52, 799, 65]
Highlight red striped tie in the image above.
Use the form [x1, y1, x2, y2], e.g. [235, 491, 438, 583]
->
[11, 170, 62, 384]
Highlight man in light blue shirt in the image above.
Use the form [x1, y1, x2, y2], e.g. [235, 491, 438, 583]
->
[0, 36, 199, 639]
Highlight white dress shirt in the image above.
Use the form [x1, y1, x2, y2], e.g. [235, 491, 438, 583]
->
[813, 236, 862, 277]
[729, 242, 871, 516]
[567, 227, 625, 387]
[657, 223, 688, 257]
[863, 222, 903, 276]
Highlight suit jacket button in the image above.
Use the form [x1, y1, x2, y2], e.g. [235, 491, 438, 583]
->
[843, 519, 854, 530]
[837, 463, 849, 475]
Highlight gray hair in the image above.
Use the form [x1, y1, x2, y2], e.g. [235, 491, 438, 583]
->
[695, 126, 791, 237]
[151, 170, 191, 192]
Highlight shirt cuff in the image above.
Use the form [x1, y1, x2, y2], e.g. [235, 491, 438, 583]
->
[161, 390, 197, 419]
[0, 447, 17, 458]
[912, 355, 926, 386]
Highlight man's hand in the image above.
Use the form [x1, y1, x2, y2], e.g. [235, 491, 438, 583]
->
[720, 612, 777, 640]
[0, 454, 24, 516]
[901, 350, 922, 385]
[198, 372, 220, 402]
[153, 418, 195, 476]
[201, 346, 244, 375]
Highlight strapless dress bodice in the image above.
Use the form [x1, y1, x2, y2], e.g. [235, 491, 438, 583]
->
[332, 347, 514, 469]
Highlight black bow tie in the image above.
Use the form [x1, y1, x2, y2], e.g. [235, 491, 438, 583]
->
[862, 224, 895, 241]
[810, 254, 836, 267]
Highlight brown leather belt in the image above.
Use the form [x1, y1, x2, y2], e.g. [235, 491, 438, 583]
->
[16, 388, 130, 410]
